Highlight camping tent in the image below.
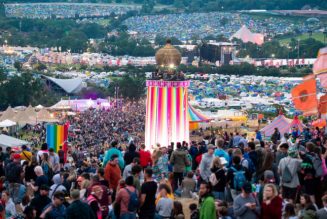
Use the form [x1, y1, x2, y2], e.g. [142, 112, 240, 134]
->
[0, 106, 16, 121]
[188, 105, 212, 130]
[260, 115, 292, 137]
[0, 134, 29, 148]
[0, 119, 16, 128]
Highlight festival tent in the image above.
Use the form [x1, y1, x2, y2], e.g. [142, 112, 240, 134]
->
[188, 105, 212, 130]
[12, 109, 37, 126]
[260, 115, 292, 137]
[0, 119, 16, 128]
[0, 134, 30, 148]
[313, 47, 327, 87]
[0, 106, 16, 121]
[36, 108, 58, 123]
[230, 25, 264, 45]
[50, 98, 111, 111]
[25, 105, 37, 119]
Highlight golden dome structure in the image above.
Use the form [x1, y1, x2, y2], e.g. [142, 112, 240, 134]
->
[155, 39, 181, 68]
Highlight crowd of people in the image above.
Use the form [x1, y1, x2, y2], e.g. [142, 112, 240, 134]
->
[0, 100, 327, 219]
[4, 3, 138, 19]
[123, 12, 309, 41]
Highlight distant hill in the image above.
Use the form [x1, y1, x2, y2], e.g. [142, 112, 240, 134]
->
[3, 0, 327, 11]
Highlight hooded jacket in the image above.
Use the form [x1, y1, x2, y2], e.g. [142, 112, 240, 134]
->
[170, 148, 189, 173]
[49, 174, 66, 198]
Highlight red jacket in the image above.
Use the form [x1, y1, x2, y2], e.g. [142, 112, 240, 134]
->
[104, 163, 121, 190]
[139, 150, 152, 168]
[261, 196, 282, 219]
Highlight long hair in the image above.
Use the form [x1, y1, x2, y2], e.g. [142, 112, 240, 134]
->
[173, 201, 184, 216]
[211, 156, 223, 169]
[263, 184, 278, 200]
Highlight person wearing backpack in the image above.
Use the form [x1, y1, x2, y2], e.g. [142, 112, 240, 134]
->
[278, 148, 302, 203]
[227, 156, 252, 201]
[116, 176, 138, 219]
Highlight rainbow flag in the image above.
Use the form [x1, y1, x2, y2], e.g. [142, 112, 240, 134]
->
[46, 124, 68, 153]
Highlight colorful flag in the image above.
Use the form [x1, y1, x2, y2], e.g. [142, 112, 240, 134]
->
[291, 79, 318, 113]
[314, 47, 327, 88]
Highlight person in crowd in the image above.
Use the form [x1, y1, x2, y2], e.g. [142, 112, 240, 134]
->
[261, 184, 282, 219]
[86, 185, 103, 219]
[123, 157, 142, 180]
[199, 182, 216, 219]
[104, 154, 121, 201]
[48, 148, 60, 174]
[227, 156, 251, 200]
[278, 148, 302, 203]
[96, 167, 109, 188]
[80, 179, 91, 200]
[5, 153, 23, 183]
[139, 168, 157, 219]
[66, 189, 96, 219]
[1, 191, 16, 218]
[199, 145, 215, 183]
[298, 194, 318, 218]
[37, 143, 49, 163]
[276, 143, 289, 166]
[40, 153, 53, 180]
[214, 138, 230, 164]
[115, 175, 138, 219]
[189, 203, 199, 219]
[20, 145, 32, 162]
[124, 143, 140, 166]
[30, 166, 49, 195]
[189, 142, 199, 171]
[170, 142, 190, 191]
[49, 174, 66, 199]
[58, 146, 65, 169]
[316, 194, 327, 219]
[210, 156, 227, 200]
[139, 144, 152, 169]
[181, 171, 196, 198]
[90, 175, 110, 218]
[155, 183, 173, 219]
[283, 203, 298, 219]
[30, 185, 51, 218]
[40, 191, 66, 219]
[233, 182, 260, 219]
[157, 146, 169, 181]
[172, 201, 184, 219]
[103, 141, 124, 169]
[25, 156, 38, 182]
[271, 128, 281, 144]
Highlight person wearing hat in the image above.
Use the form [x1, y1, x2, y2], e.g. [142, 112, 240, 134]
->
[40, 191, 66, 219]
[5, 153, 22, 184]
[199, 144, 215, 183]
[30, 185, 51, 218]
[278, 147, 302, 203]
[66, 190, 96, 219]
[20, 145, 32, 162]
[233, 182, 260, 219]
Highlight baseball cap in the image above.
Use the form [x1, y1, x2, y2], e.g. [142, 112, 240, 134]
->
[242, 182, 252, 193]
[207, 144, 215, 150]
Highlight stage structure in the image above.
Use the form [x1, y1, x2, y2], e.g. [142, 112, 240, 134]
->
[145, 40, 190, 149]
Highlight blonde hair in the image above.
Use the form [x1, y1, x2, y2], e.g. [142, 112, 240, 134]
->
[211, 157, 223, 169]
[263, 183, 278, 199]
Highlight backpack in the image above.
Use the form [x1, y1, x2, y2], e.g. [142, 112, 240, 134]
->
[282, 162, 293, 183]
[231, 167, 246, 190]
[209, 172, 219, 186]
[309, 154, 323, 177]
[125, 188, 139, 212]
[242, 158, 256, 174]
